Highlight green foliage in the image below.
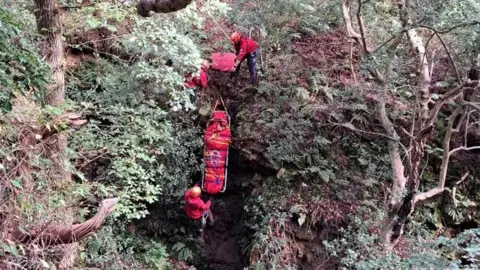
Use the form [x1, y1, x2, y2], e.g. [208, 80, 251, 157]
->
[123, 16, 202, 111]
[71, 102, 201, 220]
[171, 242, 194, 262]
[323, 206, 448, 270]
[235, 83, 333, 171]
[228, 0, 333, 47]
[84, 223, 171, 269]
[0, 6, 48, 109]
[143, 241, 170, 270]
[64, 2, 133, 34]
[437, 229, 480, 269]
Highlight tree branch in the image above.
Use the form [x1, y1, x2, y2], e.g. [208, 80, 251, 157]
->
[340, 0, 361, 42]
[418, 25, 461, 83]
[425, 82, 473, 128]
[356, 0, 369, 53]
[449, 145, 480, 156]
[452, 172, 469, 207]
[421, 21, 480, 34]
[414, 187, 444, 203]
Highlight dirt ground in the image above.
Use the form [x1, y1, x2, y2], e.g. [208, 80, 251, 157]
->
[202, 191, 246, 270]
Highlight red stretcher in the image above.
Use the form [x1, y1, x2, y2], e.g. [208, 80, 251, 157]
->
[201, 98, 231, 194]
[210, 52, 236, 72]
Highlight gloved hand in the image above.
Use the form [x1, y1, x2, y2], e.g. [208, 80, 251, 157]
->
[231, 60, 239, 72]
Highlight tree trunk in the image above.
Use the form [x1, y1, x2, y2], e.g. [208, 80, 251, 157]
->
[33, 0, 76, 267]
[34, 0, 65, 106]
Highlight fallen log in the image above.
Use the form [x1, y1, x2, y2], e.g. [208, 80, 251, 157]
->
[12, 198, 119, 246]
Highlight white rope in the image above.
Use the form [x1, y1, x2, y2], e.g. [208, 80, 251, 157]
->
[207, 12, 230, 39]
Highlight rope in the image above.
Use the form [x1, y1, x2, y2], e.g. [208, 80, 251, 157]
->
[207, 12, 229, 40]
[219, 96, 227, 112]
[211, 96, 229, 117]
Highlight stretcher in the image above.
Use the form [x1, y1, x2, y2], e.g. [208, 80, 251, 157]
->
[201, 98, 231, 194]
[210, 52, 236, 72]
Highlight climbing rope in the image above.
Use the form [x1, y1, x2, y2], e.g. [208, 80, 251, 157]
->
[207, 12, 229, 40]
[212, 96, 229, 119]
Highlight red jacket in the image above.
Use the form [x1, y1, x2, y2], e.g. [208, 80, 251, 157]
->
[183, 189, 211, 219]
[235, 37, 258, 62]
[184, 67, 207, 89]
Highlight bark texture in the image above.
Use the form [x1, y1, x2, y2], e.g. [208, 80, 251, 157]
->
[34, 0, 65, 106]
[34, 0, 75, 267]
[13, 198, 119, 245]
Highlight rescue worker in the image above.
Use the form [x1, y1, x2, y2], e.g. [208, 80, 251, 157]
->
[184, 60, 210, 89]
[183, 185, 214, 230]
[230, 32, 258, 84]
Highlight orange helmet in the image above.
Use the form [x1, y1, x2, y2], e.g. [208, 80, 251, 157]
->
[190, 186, 201, 197]
[230, 32, 241, 44]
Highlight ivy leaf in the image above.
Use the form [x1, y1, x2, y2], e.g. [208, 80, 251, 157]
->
[357, 158, 368, 166]
[1, 242, 11, 253]
[10, 245, 18, 256]
[319, 171, 330, 183]
[10, 179, 23, 189]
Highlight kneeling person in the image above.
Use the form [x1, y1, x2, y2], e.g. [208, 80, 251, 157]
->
[184, 60, 210, 89]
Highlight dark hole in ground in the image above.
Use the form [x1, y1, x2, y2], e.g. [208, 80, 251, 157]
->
[193, 149, 258, 270]
[194, 71, 264, 269]
[202, 191, 246, 270]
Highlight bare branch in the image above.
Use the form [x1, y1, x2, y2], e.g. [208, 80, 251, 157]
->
[349, 41, 358, 86]
[425, 82, 474, 128]
[341, 0, 361, 40]
[418, 25, 461, 83]
[452, 172, 470, 207]
[372, 32, 404, 54]
[356, 0, 369, 53]
[462, 101, 480, 111]
[418, 21, 480, 35]
[449, 145, 480, 156]
[414, 187, 443, 203]
[438, 106, 462, 189]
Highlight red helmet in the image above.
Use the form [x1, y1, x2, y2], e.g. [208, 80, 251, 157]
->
[230, 32, 241, 44]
